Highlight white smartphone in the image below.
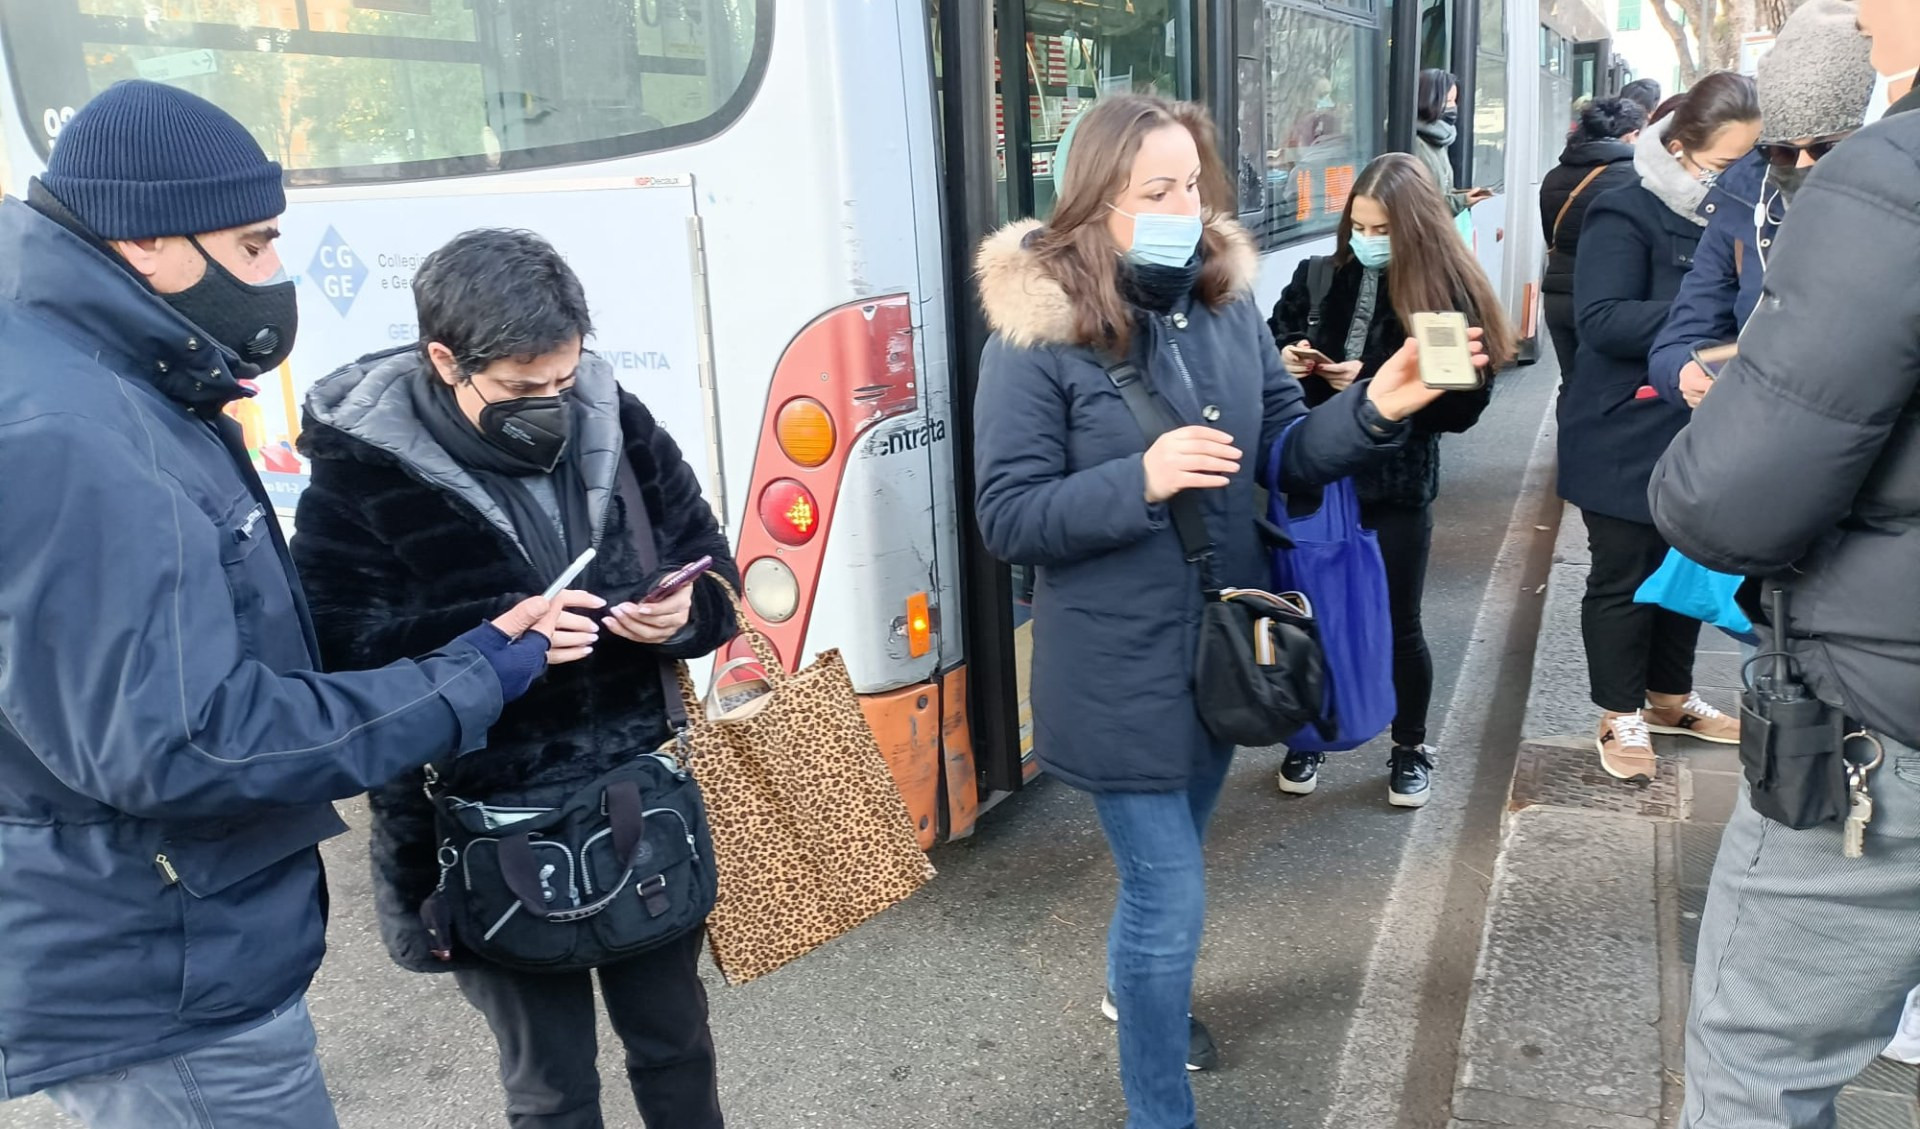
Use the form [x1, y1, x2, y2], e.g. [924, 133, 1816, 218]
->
[541, 547, 597, 601]
[1410, 311, 1482, 390]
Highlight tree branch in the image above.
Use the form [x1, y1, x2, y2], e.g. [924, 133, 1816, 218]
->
[1651, 0, 1700, 86]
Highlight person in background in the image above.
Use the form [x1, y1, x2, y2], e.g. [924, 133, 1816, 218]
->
[971, 93, 1482, 1129]
[293, 229, 738, 1129]
[1556, 72, 1760, 783]
[1621, 77, 1664, 119]
[1649, 3, 1920, 1122]
[1539, 96, 1648, 376]
[1414, 69, 1494, 226]
[1649, 0, 1875, 412]
[0, 81, 560, 1128]
[1268, 153, 1515, 808]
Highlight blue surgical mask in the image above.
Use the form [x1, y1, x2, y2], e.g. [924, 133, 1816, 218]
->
[1349, 231, 1392, 269]
[1110, 205, 1204, 268]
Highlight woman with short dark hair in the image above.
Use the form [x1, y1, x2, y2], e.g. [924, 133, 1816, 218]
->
[1413, 69, 1492, 230]
[294, 228, 739, 1129]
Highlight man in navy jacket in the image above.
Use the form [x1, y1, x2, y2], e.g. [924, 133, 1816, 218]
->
[0, 82, 557, 1126]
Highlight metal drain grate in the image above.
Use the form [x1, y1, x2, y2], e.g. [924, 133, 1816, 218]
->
[1511, 736, 1686, 820]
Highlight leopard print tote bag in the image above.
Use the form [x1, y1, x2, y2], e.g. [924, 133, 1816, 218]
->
[669, 577, 936, 984]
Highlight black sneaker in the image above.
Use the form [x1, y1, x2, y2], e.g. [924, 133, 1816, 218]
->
[1277, 750, 1323, 796]
[1099, 995, 1222, 1072]
[1388, 745, 1434, 809]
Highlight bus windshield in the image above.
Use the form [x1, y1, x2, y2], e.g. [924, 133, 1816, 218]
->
[0, 0, 769, 184]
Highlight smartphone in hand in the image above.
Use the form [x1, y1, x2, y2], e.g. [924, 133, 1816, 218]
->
[1690, 341, 1738, 381]
[1290, 341, 1335, 367]
[642, 555, 714, 604]
[1411, 312, 1483, 390]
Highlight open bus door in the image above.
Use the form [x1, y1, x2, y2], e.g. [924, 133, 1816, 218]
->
[933, 0, 1204, 810]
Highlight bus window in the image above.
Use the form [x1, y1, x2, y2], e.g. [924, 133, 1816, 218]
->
[1472, 0, 1506, 187]
[1258, 0, 1384, 248]
[1419, 0, 1452, 71]
[0, 0, 772, 184]
[1009, 0, 1191, 220]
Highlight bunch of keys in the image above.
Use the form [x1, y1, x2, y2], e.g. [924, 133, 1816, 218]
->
[1843, 730, 1886, 860]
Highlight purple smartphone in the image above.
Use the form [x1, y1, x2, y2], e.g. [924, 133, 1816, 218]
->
[643, 555, 714, 604]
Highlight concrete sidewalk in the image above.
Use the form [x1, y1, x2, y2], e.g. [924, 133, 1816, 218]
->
[1447, 507, 1920, 1129]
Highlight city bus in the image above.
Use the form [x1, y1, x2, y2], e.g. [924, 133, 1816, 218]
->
[0, 0, 1611, 848]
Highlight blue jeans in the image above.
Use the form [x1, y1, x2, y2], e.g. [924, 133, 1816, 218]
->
[45, 996, 337, 1129]
[1092, 741, 1236, 1129]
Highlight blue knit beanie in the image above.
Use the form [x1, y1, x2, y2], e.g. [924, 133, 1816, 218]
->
[42, 80, 285, 241]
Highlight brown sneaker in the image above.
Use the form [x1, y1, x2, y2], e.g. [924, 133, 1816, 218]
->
[1645, 693, 1740, 745]
[1597, 711, 1658, 782]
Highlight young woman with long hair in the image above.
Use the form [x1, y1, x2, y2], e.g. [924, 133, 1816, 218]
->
[971, 95, 1488, 1129]
[1268, 152, 1516, 807]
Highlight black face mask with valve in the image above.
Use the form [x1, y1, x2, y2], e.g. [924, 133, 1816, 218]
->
[477, 392, 573, 473]
[161, 235, 299, 374]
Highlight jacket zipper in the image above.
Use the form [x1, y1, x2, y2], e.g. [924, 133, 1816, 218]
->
[155, 853, 180, 885]
[1164, 317, 1198, 410]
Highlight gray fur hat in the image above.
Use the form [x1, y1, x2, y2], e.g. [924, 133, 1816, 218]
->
[1757, 0, 1876, 142]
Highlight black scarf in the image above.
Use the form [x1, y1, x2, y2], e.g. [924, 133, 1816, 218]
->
[409, 369, 592, 583]
[1123, 258, 1202, 314]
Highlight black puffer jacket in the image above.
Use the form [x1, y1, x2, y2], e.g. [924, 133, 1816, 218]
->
[1539, 139, 1638, 296]
[1269, 257, 1492, 507]
[292, 350, 738, 972]
[1650, 96, 1920, 749]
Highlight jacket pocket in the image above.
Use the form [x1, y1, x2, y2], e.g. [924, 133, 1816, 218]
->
[163, 805, 344, 1022]
[216, 496, 305, 671]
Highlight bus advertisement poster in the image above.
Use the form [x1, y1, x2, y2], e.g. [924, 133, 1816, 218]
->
[241, 177, 710, 514]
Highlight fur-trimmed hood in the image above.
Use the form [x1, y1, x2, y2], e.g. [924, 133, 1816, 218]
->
[974, 215, 1260, 349]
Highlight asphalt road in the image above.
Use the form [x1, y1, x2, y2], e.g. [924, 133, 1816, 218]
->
[1, 360, 1560, 1129]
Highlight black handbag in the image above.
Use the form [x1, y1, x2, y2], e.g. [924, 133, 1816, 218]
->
[418, 456, 719, 972]
[1106, 360, 1329, 747]
[420, 753, 717, 973]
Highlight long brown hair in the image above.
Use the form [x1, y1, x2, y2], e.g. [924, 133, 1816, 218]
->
[1334, 153, 1517, 369]
[1027, 95, 1238, 357]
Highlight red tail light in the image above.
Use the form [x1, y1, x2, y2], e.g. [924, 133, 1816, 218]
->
[732, 296, 918, 664]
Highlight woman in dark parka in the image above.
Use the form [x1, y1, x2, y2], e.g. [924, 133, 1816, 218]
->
[971, 94, 1488, 1129]
[1558, 72, 1759, 783]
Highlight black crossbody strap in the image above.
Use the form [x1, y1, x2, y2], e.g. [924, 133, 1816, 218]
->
[614, 456, 691, 736]
[1104, 360, 1218, 590]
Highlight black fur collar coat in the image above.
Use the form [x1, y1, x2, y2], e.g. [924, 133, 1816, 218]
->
[291, 349, 738, 972]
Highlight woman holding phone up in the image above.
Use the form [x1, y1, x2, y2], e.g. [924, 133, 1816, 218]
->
[971, 94, 1489, 1129]
[1268, 153, 1515, 808]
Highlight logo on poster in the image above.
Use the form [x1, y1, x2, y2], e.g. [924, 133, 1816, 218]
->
[309, 227, 368, 317]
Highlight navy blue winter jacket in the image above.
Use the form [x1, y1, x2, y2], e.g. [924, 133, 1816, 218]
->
[0, 193, 506, 1097]
[1557, 180, 1702, 524]
[971, 218, 1408, 792]
[1647, 152, 1773, 405]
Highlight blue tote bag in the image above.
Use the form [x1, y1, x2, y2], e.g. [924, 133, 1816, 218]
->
[1266, 425, 1396, 752]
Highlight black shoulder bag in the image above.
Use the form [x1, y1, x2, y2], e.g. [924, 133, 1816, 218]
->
[419, 459, 719, 972]
[1105, 360, 1328, 747]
